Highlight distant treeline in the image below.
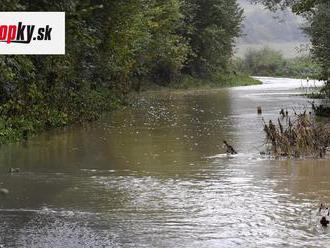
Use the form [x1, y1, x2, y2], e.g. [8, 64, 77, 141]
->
[0, 0, 244, 142]
[250, 0, 330, 88]
[234, 47, 322, 78]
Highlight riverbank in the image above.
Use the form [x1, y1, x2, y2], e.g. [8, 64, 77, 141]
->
[0, 89, 121, 145]
[140, 74, 261, 91]
[3, 77, 330, 248]
[171, 74, 261, 89]
[0, 74, 261, 145]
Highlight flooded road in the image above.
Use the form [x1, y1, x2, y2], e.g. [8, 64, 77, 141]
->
[1, 77, 330, 247]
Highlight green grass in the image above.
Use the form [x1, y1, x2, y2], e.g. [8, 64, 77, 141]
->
[0, 73, 260, 145]
[216, 73, 262, 87]
[171, 73, 261, 89]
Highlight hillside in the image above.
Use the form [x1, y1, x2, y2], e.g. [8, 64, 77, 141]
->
[236, 0, 309, 58]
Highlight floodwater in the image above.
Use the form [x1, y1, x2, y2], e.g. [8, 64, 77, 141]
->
[0, 77, 330, 248]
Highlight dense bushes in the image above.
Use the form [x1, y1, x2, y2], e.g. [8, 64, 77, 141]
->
[250, 0, 330, 94]
[235, 47, 322, 78]
[0, 0, 244, 143]
[306, 2, 330, 94]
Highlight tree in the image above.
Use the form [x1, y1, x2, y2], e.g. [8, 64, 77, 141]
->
[0, 0, 246, 142]
[304, 2, 330, 96]
[185, 0, 243, 78]
[145, 0, 191, 85]
[248, 0, 319, 13]
[242, 47, 285, 76]
[250, 0, 330, 87]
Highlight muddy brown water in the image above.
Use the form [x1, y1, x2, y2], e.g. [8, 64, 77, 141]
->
[0, 77, 329, 248]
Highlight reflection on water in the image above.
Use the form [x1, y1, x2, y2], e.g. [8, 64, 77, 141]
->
[0, 77, 330, 247]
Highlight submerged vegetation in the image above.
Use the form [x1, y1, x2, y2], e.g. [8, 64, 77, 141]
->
[262, 110, 330, 158]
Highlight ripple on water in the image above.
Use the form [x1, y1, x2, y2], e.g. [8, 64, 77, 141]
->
[0, 207, 119, 248]
[0, 78, 330, 247]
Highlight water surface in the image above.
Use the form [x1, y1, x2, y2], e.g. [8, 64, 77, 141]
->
[0, 77, 329, 247]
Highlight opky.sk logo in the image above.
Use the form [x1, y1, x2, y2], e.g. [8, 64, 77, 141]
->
[0, 12, 64, 54]
[0, 22, 52, 44]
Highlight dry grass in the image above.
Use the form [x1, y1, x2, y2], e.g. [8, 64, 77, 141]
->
[263, 110, 330, 158]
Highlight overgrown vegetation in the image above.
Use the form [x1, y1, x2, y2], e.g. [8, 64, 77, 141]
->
[170, 73, 261, 89]
[235, 47, 322, 78]
[306, 1, 330, 91]
[248, 0, 330, 154]
[250, 0, 330, 95]
[0, 0, 247, 143]
[263, 110, 330, 158]
[312, 102, 330, 117]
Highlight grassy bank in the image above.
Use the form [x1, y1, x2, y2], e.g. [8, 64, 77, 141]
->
[0, 88, 121, 144]
[164, 73, 261, 90]
[142, 74, 262, 91]
[0, 74, 260, 145]
[0, 1, 246, 146]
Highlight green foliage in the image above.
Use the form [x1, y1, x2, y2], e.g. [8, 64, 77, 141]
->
[284, 56, 322, 78]
[146, 0, 191, 85]
[186, 0, 243, 77]
[292, 0, 318, 14]
[215, 73, 262, 87]
[235, 47, 322, 78]
[171, 73, 261, 89]
[0, 0, 244, 143]
[249, 0, 319, 13]
[250, 0, 330, 96]
[241, 47, 286, 76]
[307, 2, 330, 78]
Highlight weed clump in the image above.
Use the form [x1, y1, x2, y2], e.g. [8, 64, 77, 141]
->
[263, 109, 330, 158]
